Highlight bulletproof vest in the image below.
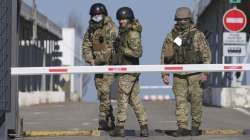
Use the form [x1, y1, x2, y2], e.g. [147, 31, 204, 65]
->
[172, 30, 203, 64]
[88, 23, 113, 65]
[90, 28, 110, 51]
[117, 31, 139, 65]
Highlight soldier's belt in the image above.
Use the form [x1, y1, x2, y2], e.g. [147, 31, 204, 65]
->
[173, 72, 202, 77]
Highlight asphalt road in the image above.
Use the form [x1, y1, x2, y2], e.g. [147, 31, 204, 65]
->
[17, 100, 250, 140]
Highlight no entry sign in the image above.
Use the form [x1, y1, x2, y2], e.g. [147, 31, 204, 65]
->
[223, 8, 247, 32]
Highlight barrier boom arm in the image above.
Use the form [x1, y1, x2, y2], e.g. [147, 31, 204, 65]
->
[10, 64, 250, 76]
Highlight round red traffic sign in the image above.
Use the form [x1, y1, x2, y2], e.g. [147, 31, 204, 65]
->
[223, 8, 247, 32]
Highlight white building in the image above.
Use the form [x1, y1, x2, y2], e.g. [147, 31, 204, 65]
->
[59, 28, 90, 101]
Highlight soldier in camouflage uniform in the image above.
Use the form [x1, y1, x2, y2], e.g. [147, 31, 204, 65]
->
[110, 7, 149, 137]
[82, 3, 117, 131]
[161, 7, 211, 137]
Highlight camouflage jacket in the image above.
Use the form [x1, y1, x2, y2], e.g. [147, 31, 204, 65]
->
[161, 24, 211, 76]
[82, 16, 117, 65]
[115, 19, 143, 66]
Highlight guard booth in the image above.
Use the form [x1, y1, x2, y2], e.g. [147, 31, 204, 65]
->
[194, 0, 250, 108]
[0, 0, 20, 139]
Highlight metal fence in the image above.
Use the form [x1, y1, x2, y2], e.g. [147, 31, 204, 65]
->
[0, 0, 11, 113]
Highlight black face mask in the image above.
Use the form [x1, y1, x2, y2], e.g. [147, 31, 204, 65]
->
[89, 19, 104, 31]
[176, 19, 192, 31]
[119, 20, 131, 33]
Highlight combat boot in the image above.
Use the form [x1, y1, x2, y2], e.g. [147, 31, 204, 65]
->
[172, 128, 190, 137]
[109, 126, 125, 137]
[140, 124, 149, 137]
[107, 115, 115, 130]
[191, 127, 201, 136]
[106, 106, 115, 130]
[98, 120, 108, 131]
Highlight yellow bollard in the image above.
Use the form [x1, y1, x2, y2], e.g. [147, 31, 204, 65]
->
[23, 130, 100, 137]
[203, 129, 244, 136]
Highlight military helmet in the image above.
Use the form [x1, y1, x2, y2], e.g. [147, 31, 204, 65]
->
[89, 3, 108, 16]
[116, 7, 135, 21]
[175, 7, 193, 20]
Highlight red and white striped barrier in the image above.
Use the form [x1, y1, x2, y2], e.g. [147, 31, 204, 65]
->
[11, 64, 250, 76]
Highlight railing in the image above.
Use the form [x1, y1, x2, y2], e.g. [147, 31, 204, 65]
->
[0, 0, 11, 113]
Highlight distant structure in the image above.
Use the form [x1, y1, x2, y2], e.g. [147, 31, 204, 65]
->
[194, 0, 250, 108]
[19, 2, 62, 91]
[194, 0, 250, 87]
[59, 28, 90, 101]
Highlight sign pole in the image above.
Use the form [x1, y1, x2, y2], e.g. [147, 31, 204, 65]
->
[232, 6, 238, 87]
[223, 6, 247, 87]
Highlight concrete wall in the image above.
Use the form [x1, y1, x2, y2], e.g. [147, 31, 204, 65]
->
[0, 122, 6, 140]
[204, 87, 250, 108]
[197, 0, 232, 87]
[19, 91, 65, 107]
[197, 0, 250, 87]
[20, 2, 62, 39]
[197, 0, 250, 108]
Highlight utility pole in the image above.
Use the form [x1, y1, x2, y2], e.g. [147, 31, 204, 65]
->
[31, 0, 38, 91]
[32, 0, 46, 91]
[32, 0, 37, 41]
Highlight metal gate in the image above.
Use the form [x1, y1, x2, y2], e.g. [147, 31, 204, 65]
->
[0, 1, 20, 138]
[0, 0, 11, 115]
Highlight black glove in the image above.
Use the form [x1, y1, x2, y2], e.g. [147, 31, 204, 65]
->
[113, 38, 120, 53]
[99, 36, 104, 43]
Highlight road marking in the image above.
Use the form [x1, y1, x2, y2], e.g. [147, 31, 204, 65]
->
[52, 105, 65, 107]
[234, 108, 250, 116]
[82, 122, 90, 126]
[92, 118, 98, 122]
[25, 122, 40, 125]
[158, 120, 176, 123]
[33, 112, 47, 115]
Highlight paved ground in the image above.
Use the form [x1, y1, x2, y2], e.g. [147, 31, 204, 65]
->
[17, 100, 250, 140]
[16, 135, 250, 140]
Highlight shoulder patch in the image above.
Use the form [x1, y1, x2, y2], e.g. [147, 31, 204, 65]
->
[166, 33, 173, 42]
[129, 31, 140, 39]
[127, 31, 141, 48]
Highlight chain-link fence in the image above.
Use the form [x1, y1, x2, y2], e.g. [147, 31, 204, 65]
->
[0, 0, 11, 113]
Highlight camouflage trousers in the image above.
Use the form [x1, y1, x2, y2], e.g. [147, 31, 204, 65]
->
[95, 74, 114, 122]
[173, 73, 203, 129]
[116, 74, 148, 127]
